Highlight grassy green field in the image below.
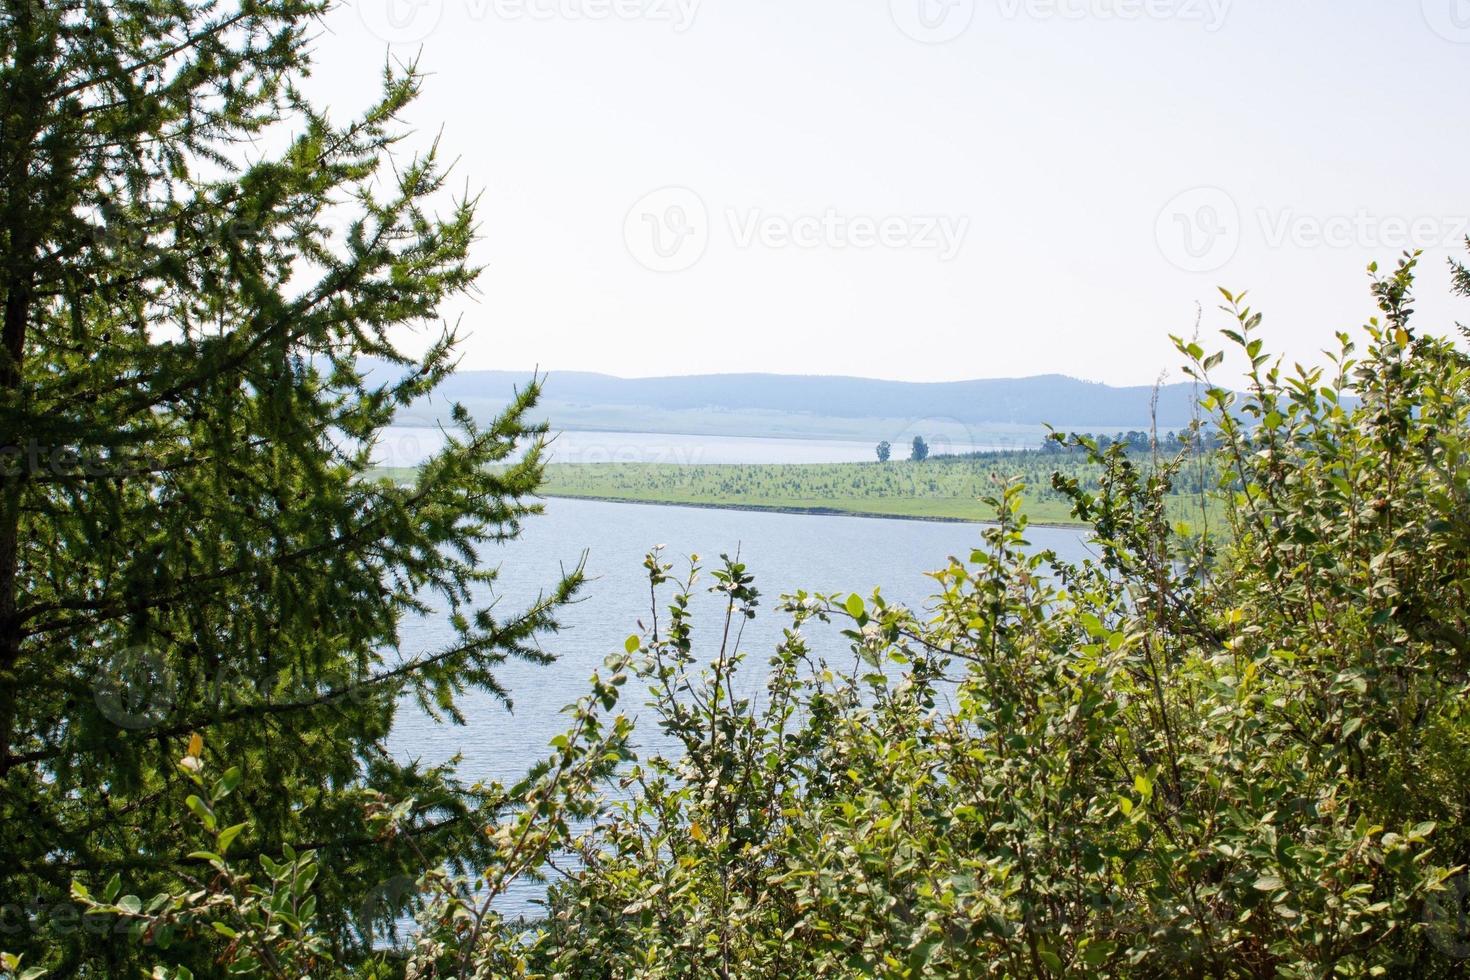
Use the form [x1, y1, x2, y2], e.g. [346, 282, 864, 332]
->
[370, 451, 1218, 527]
[535, 452, 1218, 527]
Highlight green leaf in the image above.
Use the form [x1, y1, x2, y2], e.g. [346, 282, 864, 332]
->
[212, 767, 243, 801]
[217, 822, 248, 856]
[624, 633, 641, 653]
[845, 594, 865, 619]
[184, 795, 216, 832]
[907, 938, 939, 970]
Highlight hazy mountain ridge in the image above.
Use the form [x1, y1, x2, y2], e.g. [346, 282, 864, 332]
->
[385, 365, 1205, 431]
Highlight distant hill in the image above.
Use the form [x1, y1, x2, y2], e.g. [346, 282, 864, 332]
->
[385, 365, 1199, 431]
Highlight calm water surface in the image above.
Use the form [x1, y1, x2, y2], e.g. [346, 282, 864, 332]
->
[387, 497, 1091, 917]
[373, 426, 1019, 467]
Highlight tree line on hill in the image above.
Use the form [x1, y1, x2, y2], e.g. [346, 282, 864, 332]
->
[880, 429, 1222, 463]
[1040, 428, 1222, 454]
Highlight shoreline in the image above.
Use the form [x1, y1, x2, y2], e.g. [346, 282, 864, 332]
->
[386, 421, 1054, 448]
[537, 492, 1090, 530]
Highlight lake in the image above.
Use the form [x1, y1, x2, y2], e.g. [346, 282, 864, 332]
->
[387, 496, 1091, 918]
[372, 426, 1028, 468]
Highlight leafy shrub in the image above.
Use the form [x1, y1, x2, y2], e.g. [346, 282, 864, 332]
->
[521, 253, 1470, 978]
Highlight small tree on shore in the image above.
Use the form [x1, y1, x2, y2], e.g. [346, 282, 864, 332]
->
[910, 436, 929, 461]
[875, 440, 891, 462]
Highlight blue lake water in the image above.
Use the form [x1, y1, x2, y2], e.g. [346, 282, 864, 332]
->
[387, 496, 1092, 918]
[373, 426, 1022, 467]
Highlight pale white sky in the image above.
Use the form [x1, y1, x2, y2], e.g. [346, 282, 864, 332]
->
[308, 0, 1470, 385]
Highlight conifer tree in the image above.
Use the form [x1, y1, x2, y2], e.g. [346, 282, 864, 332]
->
[0, 0, 572, 968]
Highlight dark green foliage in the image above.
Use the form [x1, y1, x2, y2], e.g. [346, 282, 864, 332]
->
[0, 0, 574, 971]
[909, 435, 928, 462]
[71, 736, 335, 978]
[876, 440, 891, 462]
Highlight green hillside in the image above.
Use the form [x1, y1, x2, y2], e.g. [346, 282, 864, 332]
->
[536, 451, 1219, 527]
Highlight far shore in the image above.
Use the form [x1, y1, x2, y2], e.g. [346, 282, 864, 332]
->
[536, 492, 1091, 530]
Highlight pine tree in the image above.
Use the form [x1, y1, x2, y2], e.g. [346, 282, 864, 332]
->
[0, 0, 574, 968]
